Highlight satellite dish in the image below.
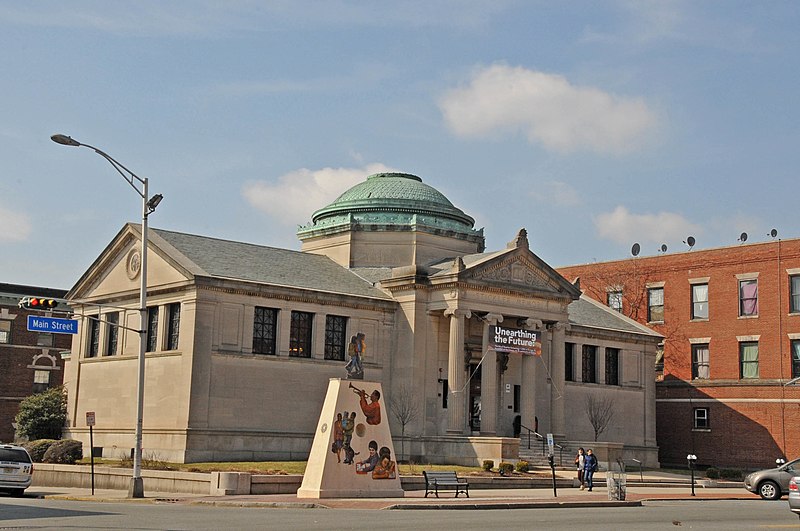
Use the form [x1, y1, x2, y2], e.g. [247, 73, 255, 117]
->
[739, 232, 748, 242]
[684, 236, 696, 249]
[660, 244, 668, 253]
[770, 228, 778, 238]
[631, 243, 640, 257]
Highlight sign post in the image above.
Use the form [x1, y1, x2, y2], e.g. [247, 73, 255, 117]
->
[86, 412, 96, 495]
[547, 433, 557, 497]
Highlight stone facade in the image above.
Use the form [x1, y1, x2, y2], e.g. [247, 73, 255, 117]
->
[62, 173, 661, 466]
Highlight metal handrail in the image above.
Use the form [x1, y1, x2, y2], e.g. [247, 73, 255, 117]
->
[518, 424, 541, 449]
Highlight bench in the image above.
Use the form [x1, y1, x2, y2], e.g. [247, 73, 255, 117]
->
[423, 470, 470, 498]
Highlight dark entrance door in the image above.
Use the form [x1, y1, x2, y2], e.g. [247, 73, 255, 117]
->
[469, 363, 481, 432]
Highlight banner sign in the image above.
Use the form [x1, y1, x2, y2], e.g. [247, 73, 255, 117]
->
[488, 324, 541, 355]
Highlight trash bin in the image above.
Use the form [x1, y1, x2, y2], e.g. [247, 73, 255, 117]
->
[607, 471, 626, 500]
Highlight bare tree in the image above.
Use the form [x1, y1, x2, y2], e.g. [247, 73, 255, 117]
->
[389, 385, 420, 462]
[584, 394, 616, 442]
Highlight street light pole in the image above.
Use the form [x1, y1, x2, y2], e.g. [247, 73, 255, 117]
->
[51, 134, 162, 499]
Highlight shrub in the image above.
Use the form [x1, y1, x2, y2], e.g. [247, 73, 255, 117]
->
[705, 467, 720, 479]
[482, 460, 494, 471]
[14, 386, 67, 441]
[719, 468, 743, 481]
[42, 439, 83, 464]
[22, 439, 58, 462]
[498, 462, 514, 476]
[515, 460, 529, 473]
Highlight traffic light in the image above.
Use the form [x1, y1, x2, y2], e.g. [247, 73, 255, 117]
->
[18, 296, 58, 310]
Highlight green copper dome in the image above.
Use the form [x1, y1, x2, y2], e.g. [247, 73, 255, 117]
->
[297, 172, 483, 244]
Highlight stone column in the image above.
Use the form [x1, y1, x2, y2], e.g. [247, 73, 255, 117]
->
[480, 313, 503, 435]
[445, 308, 471, 434]
[549, 322, 567, 439]
[520, 318, 542, 436]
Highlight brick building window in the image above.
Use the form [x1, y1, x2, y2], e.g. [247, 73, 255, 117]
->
[166, 303, 181, 351]
[582, 345, 597, 383]
[289, 311, 313, 358]
[739, 341, 759, 379]
[324, 315, 347, 361]
[648, 288, 664, 322]
[791, 340, 800, 379]
[691, 283, 708, 320]
[565, 342, 575, 381]
[105, 312, 119, 356]
[739, 279, 758, 317]
[691, 344, 710, 379]
[605, 347, 620, 385]
[32, 370, 50, 394]
[37, 333, 54, 347]
[693, 407, 709, 429]
[791, 275, 800, 313]
[0, 320, 11, 344]
[253, 307, 278, 355]
[607, 290, 623, 313]
[87, 317, 100, 358]
[146, 307, 159, 352]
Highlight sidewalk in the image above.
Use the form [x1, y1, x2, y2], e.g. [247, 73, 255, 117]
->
[27, 470, 752, 510]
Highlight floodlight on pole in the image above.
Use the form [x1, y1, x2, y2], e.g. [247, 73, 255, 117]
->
[50, 133, 163, 499]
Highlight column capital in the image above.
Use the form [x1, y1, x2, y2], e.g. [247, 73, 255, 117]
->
[483, 313, 504, 326]
[520, 317, 543, 330]
[444, 308, 472, 319]
[551, 321, 570, 332]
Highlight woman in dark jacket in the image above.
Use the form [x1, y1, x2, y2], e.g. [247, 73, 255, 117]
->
[583, 448, 598, 492]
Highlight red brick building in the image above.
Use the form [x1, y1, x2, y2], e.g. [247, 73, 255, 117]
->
[0, 284, 71, 443]
[557, 238, 800, 468]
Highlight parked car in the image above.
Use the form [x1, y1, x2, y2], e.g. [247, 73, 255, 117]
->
[744, 457, 800, 500]
[789, 477, 800, 519]
[0, 444, 33, 496]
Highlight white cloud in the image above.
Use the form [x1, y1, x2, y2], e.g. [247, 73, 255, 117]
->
[439, 64, 658, 154]
[242, 163, 395, 227]
[0, 204, 32, 242]
[594, 206, 701, 245]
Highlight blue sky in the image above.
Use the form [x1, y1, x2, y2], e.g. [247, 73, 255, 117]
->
[1, 1, 798, 289]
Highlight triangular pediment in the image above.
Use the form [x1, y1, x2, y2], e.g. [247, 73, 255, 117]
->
[458, 248, 581, 299]
[67, 223, 197, 301]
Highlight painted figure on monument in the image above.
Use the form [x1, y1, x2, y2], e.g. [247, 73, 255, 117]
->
[345, 332, 366, 379]
[349, 383, 381, 425]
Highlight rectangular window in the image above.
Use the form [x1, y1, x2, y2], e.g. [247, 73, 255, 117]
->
[0, 320, 11, 344]
[32, 370, 50, 394]
[105, 312, 119, 356]
[740, 341, 759, 379]
[513, 384, 521, 413]
[565, 342, 575, 382]
[648, 287, 664, 322]
[289, 311, 313, 358]
[166, 303, 181, 350]
[693, 407, 709, 429]
[607, 291, 623, 313]
[791, 340, 800, 379]
[605, 347, 620, 386]
[146, 307, 159, 352]
[87, 317, 100, 358]
[324, 315, 347, 361]
[691, 283, 708, 320]
[37, 333, 54, 347]
[791, 275, 800, 313]
[253, 307, 278, 355]
[692, 344, 710, 379]
[582, 345, 597, 383]
[739, 279, 758, 317]
[441, 379, 448, 409]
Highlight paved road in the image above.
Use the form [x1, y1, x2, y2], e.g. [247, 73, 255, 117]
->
[1, 496, 798, 530]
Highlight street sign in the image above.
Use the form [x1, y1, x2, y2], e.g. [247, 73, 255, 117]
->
[546, 433, 554, 456]
[27, 315, 78, 334]
[86, 411, 96, 426]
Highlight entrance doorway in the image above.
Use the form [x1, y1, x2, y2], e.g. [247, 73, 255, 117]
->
[469, 363, 481, 432]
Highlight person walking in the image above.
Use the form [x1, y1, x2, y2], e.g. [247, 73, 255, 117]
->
[574, 447, 586, 489]
[583, 448, 598, 492]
